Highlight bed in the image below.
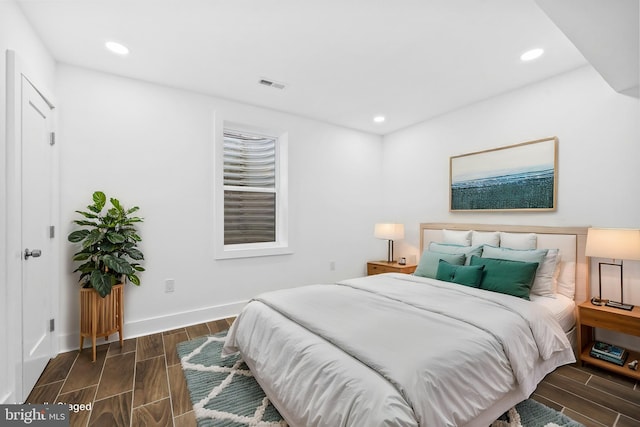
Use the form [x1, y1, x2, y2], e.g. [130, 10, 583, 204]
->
[223, 223, 589, 427]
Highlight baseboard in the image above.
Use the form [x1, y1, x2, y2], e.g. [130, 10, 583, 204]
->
[58, 299, 248, 353]
[0, 391, 15, 404]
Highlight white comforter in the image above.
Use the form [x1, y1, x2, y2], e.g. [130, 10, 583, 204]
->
[223, 273, 575, 427]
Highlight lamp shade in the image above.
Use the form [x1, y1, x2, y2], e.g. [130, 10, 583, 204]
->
[374, 223, 405, 241]
[585, 228, 640, 260]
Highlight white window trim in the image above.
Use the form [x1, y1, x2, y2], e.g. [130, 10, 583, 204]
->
[214, 117, 290, 259]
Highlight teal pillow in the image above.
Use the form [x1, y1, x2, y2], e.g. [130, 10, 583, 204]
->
[428, 242, 483, 265]
[481, 245, 556, 297]
[415, 251, 465, 279]
[481, 245, 547, 265]
[470, 255, 539, 300]
[436, 260, 484, 288]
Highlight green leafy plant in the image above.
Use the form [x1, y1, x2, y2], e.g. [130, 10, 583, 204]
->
[68, 191, 145, 297]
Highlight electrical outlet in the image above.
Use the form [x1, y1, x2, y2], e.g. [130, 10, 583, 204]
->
[165, 279, 175, 293]
[329, 261, 336, 271]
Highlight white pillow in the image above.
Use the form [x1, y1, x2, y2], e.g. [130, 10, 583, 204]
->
[531, 249, 560, 298]
[555, 260, 576, 299]
[500, 232, 537, 250]
[471, 231, 500, 246]
[552, 253, 562, 292]
[442, 229, 472, 246]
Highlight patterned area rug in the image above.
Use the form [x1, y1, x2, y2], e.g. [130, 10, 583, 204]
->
[177, 333, 584, 427]
[491, 400, 584, 427]
[177, 333, 286, 426]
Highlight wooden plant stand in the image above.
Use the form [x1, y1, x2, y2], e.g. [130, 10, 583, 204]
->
[79, 283, 124, 362]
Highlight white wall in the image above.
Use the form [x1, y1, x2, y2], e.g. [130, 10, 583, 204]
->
[382, 65, 640, 349]
[383, 66, 639, 238]
[0, 0, 57, 405]
[56, 64, 384, 350]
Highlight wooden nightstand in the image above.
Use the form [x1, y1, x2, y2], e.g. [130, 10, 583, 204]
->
[577, 301, 640, 380]
[367, 261, 417, 276]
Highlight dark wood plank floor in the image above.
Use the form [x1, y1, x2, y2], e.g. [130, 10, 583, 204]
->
[532, 363, 640, 427]
[26, 318, 234, 427]
[27, 318, 640, 426]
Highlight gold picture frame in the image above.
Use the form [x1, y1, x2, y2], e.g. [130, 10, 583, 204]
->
[450, 137, 558, 212]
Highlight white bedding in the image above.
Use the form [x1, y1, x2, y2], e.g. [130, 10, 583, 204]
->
[530, 293, 576, 333]
[223, 273, 575, 427]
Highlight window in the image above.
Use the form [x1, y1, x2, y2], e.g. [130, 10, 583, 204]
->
[215, 122, 289, 259]
[223, 131, 276, 244]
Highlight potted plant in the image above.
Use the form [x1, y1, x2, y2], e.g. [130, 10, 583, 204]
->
[68, 191, 145, 361]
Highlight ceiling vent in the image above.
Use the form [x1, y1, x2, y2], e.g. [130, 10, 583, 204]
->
[259, 78, 286, 90]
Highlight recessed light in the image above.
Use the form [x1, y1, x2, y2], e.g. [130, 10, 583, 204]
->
[373, 115, 385, 123]
[520, 48, 544, 62]
[105, 41, 129, 56]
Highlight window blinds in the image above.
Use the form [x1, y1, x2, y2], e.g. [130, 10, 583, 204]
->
[223, 131, 277, 245]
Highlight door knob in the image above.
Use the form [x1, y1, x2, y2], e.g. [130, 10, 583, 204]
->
[24, 248, 42, 259]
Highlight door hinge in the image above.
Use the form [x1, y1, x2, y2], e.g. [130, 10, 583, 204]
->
[49, 318, 55, 332]
[50, 132, 55, 146]
[49, 225, 55, 238]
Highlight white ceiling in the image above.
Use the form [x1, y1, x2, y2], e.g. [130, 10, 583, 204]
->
[536, 0, 639, 97]
[16, 0, 596, 135]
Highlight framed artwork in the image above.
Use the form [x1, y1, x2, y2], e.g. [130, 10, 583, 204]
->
[450, 137, 558, 212]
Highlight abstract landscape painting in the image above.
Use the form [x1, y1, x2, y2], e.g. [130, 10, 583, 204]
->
[450, 137, 557, 211]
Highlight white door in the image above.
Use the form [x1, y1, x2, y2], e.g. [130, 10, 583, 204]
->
[21, 76, 55, 400]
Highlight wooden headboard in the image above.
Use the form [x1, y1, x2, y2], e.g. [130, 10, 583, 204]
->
[419, 223, 590, 303]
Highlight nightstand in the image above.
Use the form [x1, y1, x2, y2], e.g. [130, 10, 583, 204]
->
[577, 301, 640, 380]
[367, 261, 417, 276]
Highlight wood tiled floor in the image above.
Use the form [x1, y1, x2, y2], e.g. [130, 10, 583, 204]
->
[532, 363, 640, 427]
[26, 318, 234, 427]
[27, 317, 640, 427]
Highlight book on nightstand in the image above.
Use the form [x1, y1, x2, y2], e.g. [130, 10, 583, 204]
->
[589, 341, 628, 366]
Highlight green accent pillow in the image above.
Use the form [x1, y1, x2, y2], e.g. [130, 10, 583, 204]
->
[435, 260, 484, 288]
[428, 242, 483, 265]
[481, 245, 556, 297]
[415, 251, 465, 279]
[470, 255, 539, 300]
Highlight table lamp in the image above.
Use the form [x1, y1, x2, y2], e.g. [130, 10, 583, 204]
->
[585, 227, 640, 310]
[374, 223, 405, 263]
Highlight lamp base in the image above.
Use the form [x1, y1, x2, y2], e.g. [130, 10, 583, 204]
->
[605, 300, 634, 311]
[386, 239, 394, 263]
